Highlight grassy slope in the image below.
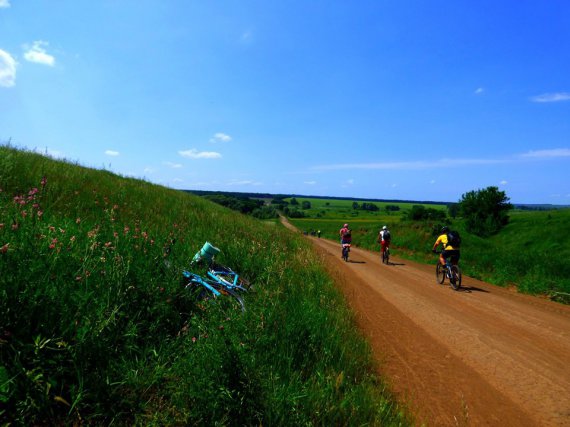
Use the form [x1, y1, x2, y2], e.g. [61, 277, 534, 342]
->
[0, 146, 408, 425]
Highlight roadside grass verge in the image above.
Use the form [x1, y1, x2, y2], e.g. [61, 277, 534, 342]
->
[0, 145, 409, 425]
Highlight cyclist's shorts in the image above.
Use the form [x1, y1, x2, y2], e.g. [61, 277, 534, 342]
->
[442, 249, 460, 264]
[341, 238, 352, 245]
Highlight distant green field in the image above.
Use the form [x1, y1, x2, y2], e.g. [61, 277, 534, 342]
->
[284, 196, 445, 220]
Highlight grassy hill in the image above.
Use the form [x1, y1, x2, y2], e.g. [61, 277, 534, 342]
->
[0, 146, 408, 425]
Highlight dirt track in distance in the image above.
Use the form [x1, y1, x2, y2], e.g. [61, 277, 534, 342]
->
[283, 219, 570, 426]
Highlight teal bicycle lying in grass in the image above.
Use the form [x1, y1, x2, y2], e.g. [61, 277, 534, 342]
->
[182, 269, 245, 312]
[182, 242, 250, 311]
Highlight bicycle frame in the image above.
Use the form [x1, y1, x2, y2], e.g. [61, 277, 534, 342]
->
[182, 270, 221, 297]
[207, 267, 248, 292]
[434, 251, 462, 290]
[183, 269, 246, 311]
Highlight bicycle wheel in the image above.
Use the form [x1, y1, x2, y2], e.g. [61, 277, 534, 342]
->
[450, 265, 462, 290]
[217, 286, 246, 312]
[436, 263, 445, 284]
[342, 247, 349, 262]
[385, 248, 390, 264]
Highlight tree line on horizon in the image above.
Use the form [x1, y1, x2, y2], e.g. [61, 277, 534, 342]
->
[193, 186, 512, 237]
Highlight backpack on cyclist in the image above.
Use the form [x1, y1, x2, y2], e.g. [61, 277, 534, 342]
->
[382, 230, 391, 242]
[447, 230, 461, 248]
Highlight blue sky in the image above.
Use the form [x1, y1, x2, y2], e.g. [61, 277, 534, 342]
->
[1, 1, 569, 204]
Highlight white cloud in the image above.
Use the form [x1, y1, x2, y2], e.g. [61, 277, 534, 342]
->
[105, 150, 120, 156]
[312, 157, 505, 172]
[163, 161, 182, 169]
[530, 92, 570, 103]
[0, 49, 17, 87]
[500, 180, 508, 185]
[209, 133, 232, 143]
[179, 149, 221, 159]
[227, 180, 261, 186]
[240, 30, 253, 44]
[474, 87, 484, 95]
[304, 181, 317, 185]
[143, 167, 155, 174]
[429, 180, 436, 184]
[520, 149, 570, 158]
[0, 0, 10, 8]
[23, 41, 55, 66]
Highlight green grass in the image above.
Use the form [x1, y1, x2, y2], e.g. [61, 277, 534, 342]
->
[290, 201, 570, 301]
[0, 145, 409, 425]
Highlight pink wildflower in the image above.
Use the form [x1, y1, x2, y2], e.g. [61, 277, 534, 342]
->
[76, 218, 81, 224]
[1, 244, 9, 254]
[11, 223, 18, 231]
[41, 176, 47, 187]
[37, 211, 43, 218]
[21, 211, 28, 218]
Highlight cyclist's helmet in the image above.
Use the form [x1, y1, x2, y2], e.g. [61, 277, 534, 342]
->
[382, 225, 387, 230]
[441, 226, 449, 233]
[344, 223, 348, 228]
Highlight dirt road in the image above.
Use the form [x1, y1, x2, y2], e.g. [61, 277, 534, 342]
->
[285, 222, 570, 426]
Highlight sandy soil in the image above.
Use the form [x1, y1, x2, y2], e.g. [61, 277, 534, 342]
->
[283, 220, 570, 426]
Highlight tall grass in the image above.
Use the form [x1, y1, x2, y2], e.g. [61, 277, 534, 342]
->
[0, 145, 408, 425]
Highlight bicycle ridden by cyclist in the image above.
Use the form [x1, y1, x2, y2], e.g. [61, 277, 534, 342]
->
[378, 225, 391, 259]
[432, 226, 460, 267]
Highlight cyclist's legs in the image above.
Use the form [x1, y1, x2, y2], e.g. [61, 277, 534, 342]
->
[442, 250, 460, 266]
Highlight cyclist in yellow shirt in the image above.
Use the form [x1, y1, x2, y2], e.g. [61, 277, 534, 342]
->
[432, 226, 460, 267]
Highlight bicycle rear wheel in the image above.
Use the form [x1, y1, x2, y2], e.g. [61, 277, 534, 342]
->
[450, 265, 462, 290]
[217, 286, 246, 312]
[385, 248, 390, 264]
[436, 263, 445, 284]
